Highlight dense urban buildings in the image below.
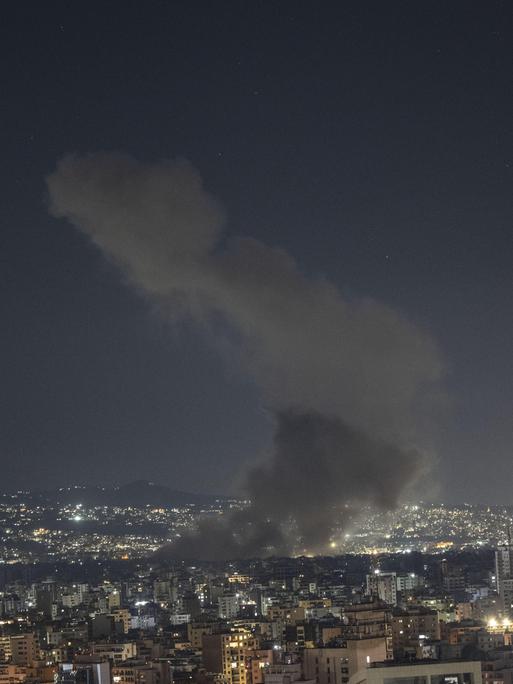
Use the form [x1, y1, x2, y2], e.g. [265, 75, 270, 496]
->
[1, 486, 513, 684]
[4, 5, 512, 684]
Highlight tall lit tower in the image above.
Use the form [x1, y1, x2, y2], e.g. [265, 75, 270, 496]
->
[495, 527, 513, 616]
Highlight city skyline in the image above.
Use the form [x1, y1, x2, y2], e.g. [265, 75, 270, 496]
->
[4, 5, 513, 684]
[1, 481, 513, 564]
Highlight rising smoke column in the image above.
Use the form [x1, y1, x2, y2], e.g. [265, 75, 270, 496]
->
[46, 152, 443, 559]
[162, 410, 426, 560]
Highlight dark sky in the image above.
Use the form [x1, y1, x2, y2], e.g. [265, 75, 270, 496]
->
[2, 1, 513, 502]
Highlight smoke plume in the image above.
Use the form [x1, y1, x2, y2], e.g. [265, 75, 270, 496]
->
[46, 152, 443, 559]
[161, 410, 425, 560]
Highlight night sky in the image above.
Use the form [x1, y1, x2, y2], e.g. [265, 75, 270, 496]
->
[2, 1, 513, 503]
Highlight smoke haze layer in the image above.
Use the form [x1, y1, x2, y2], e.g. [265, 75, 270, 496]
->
[159, 411, 426, 560]
[46, 152, 443, 558]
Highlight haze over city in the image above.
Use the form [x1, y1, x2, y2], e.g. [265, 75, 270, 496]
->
[3, 8, 513, 684]
[3, 2, 513, 509]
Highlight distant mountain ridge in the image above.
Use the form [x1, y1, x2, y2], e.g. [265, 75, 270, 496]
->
[5, 480, 231, 507]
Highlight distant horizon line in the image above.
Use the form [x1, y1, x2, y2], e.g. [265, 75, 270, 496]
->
[1, 481, 511, 509]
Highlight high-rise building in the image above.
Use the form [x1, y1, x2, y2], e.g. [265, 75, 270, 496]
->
[0, 636, 12, 661]
[182, 591, 202, 618]
[496, 535, 513, 616]
[202, 630, 259, 684]
[366, 573, 397, 607]
[500, 579, 513, 617]
[390, 607, 440, 657]
[496, 544, 513, 594]
[187, 619, 221, 649]
[302, 601, 392, 684]
[343, 601, 393, 649]
[153, 580, 172, 603]
[10, 634, 39, 666]
[111, 608, 131, 634]
[218, 595, 239, 619]
[395, 573, 424, 593]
